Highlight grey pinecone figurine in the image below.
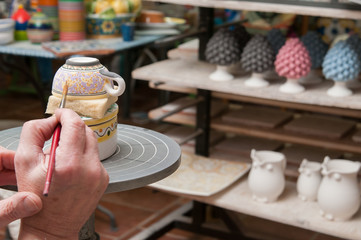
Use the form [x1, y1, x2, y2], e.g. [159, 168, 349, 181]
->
[241, 34, 275, 73]
[205, 27, 241, 66]
[301, 31, 328, 69]
[233, 25, 251, 53]
[267, 28, 285, 55]
[346, 34, 361, 61]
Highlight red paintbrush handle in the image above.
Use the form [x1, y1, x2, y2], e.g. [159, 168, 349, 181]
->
[43, 124, 61, 196]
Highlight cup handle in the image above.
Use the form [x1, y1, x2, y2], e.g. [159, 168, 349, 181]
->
[100, 69, 126, 96]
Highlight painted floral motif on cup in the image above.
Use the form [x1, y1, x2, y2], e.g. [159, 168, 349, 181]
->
[53, 68, 111, 97]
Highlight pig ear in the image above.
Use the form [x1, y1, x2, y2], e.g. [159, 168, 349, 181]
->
[266, 164, 273, 171]
[332, 173, 341, 181]
[250, 149, 256, 159]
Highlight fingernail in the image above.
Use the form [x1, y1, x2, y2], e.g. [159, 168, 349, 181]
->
[23, 196, 41, 214]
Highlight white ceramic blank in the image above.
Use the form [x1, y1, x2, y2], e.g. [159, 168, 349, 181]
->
[317, 156, 361, 221]
[244, 72, 269, 88]
[248, 149, 286, 203]
[209, 65, 234, 81]
[296, 159, 322, 202]
[279, 78, 305, 94]
[327, 81, 352, 97]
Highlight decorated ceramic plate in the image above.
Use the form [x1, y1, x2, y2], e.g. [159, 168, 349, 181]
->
[136, 17, 186, 29]
[150, 152, 250, 196]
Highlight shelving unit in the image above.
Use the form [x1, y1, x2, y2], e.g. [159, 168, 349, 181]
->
[144, 0, 361, 19]
[134, 58, 361, 116]
[134, 1, 361, 239]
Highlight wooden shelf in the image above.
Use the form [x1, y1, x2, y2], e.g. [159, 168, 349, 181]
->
[133, 59, 361, 118]
[143, 0, 361, 20]
[148, 96, 228, 125]
[212, 117, 361, 154]
[148, 151, 361, 239]
[163, 172, 361, 240]
[148, 99, 361, 155]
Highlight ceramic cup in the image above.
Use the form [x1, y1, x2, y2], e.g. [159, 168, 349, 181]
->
[248, 149, 287, 203]
[297, 159, 322, 202]
[121, 22, 135, 42]
[52, 57, 125, 100]
[317, 156, 361, 221]
[83, 104, 118, 160]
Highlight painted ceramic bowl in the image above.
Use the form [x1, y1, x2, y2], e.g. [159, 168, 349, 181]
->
[27, 9, 54, 43]
[86, 13, 135, 39]
[83, 103, 118, 160]
[52, 57, 125, 100]
[0, 19, 15, 45]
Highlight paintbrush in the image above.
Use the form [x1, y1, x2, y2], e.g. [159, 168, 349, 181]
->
[43, 82, 68, 196]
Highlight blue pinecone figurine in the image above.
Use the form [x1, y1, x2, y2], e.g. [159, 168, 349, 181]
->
[322, 40, 361, 97]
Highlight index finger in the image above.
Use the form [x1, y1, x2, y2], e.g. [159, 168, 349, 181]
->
[55, 108, 86, 154]
[0, 147, 15, 171]
[16, 116, 58, 168]
[0, 147, 16, 185]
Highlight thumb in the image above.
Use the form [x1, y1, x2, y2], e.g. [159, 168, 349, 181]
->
[0, 192, 42, 227]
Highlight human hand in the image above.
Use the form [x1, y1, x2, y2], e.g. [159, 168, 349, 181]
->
[0, 147, 42, 229]
[15, 109, 109, 239]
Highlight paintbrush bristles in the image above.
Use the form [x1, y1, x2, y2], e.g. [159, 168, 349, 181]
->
[59, 81, 68, 109]
[62, 81, 68, 95]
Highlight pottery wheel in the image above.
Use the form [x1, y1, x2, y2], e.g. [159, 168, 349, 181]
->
[0, 124, 181, 194]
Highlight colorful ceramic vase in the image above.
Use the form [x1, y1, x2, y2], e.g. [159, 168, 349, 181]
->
[248, 149, 286, 203]
[12, 4, 31, 40]
[322, 40, 361, 97]
[27, 8, 54, 43]
[296, 159, 322, 201]
[38, 0, 59, 40]
[241, 34, 275, 88]
[52, 57, 126, 99]
[83, 104, 118, 160]
[275, 38, 311, 93]
[205, 28, 241, 81]
[317, 156, 361, 221]
[58, 0, 85, 41]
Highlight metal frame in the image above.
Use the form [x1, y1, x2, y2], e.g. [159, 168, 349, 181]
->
[141, 7, 253, 239]
[229, 0, 361, 10]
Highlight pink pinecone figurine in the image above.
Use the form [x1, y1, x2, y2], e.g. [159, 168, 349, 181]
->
[275, 38, 311, 93]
